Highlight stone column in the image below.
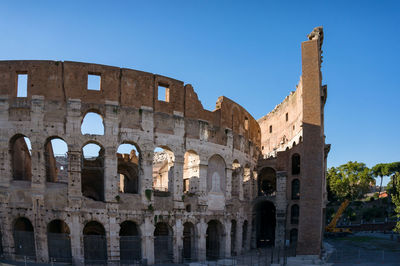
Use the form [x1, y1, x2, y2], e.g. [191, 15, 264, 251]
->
[140, 146, 154, 205]
[70, 215, 83, 265]
[67, 150, 82, 207]
[0, 96, 9, 187]
[239, 167, 244, 200]
[275, 171, 287, 248]
[108, 216, 120, 263]
[173, 155, 184, 209]
[104, 146, 118, 203]
[196, 218, 207, 261]
[225, 168, 232, 200]
[224, 220, 232, 258]
[173, 218, 183, 263]
[141, 216, 155, 265]
[236, 220, 243, 255]
[32, 194, 47, 262]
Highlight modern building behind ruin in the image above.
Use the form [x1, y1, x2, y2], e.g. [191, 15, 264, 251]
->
[0, 27, 328, 264]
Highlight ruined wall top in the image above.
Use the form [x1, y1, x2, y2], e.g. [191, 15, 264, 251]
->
[0, 60, 261, 146]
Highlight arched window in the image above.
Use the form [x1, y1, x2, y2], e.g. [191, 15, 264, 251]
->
[81, 112, 104, 135]
[291, 204, 299, 225]
[45, 137, 68, 183]
[13, 217, 35, 258]
[206, 220, 225, 260]
[119, 221, 141, 262]
[291, 179, 300, 200]
[231, 160, 241, 197]
[153, 146, 174, 194]
[117, 143, 140, 194]
[47, 220, 71, 262]
[183, 150, 200, 193]
[81, 143, 105, 201]
[292, 154, 300, 175]
[10, 135, 32, 181]
[258, 167, 276, 196]
[83, 221, 107, 264]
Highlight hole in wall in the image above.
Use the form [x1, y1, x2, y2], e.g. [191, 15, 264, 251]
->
[17, 74, 28, 97]
[87, 74, 101, 91]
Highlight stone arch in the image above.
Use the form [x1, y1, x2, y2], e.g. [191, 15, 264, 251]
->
[47, 219, 72, 262]
[154, 222, 173, 263]
[231, 160, 241, 197]
[117, 142, 141, 194]
[119, 221, 141, 262]
[258, 167, 276, 196]
[44, 136, 68, 183]
[292, 153, 300, 175]
[81, 142, 105, 201]
[206, 219, 225, 260]
[10, 134, 32, 181]
[291, 179, 300, 200]
[243, 164, 251, 200]
[83, 221, 107, 264]
[253, 200, 276, 247]
[183, 150, 200, 193]
[81, 110, 105, 135]
[183, 222, 196, 261]
[207, 154, 226, 193]
[13, 217, 35, 258]
[153, 146, 175, 193]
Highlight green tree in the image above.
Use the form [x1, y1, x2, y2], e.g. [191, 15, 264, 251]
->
[384, 162, 400, 232]
[372, 163, 390, 195]
[327, 161, 374, 201]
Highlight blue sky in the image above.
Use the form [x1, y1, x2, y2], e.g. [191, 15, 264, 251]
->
[1, 1, 399, 184]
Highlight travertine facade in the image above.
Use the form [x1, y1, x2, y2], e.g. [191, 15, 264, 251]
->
[0, 27, 328, 264]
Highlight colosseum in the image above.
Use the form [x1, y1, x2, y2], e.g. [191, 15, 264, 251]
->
[0, 27, 328, 264]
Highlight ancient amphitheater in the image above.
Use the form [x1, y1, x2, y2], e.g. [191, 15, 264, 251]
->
[0, 27, 328, 264]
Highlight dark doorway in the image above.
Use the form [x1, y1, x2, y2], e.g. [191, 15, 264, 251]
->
[83, 221, 107, 264]
[47, 220, 72, 263]
[183, 222, 195, 261]
[119, 221, 141, 263]
[254, 201, 276, 247]
[206, 220, 223, 260]
[13, 217, 36, 259]
[231, 220, 236, 256]
[154, 222, 173, 263]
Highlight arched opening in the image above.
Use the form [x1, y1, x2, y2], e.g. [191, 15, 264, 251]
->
[231, 160, 241, 198]
[45, 137, 68, 183]
[10, 135, 32, 181]
[207, 154, 226, 193]
[83, 221, 107, 264]
[183, 150, 200, 193]
[289, 228, 298, 244]
[243, 165, 251, 200]
[81, 112, 104, 135]
[291, 204, 299, 225]
[117, 143, 140, 194]
[206, 220, 224, 260]
[291, 179, 300, 200]
[153, 147, 174, 194]
[258, 167, 276, 196]
[292, 154, 300, 175]
[13, 217, 35, 259]
[253, 201, 276, 247]
[154, 222, 173, 263]
[47, 220, 71, 262]
[231, 220, 237, 256]
[242, 220, 248, 249]
[119, 221, 141, 263]
[183, 222, 195, 261]
[81, 143, 105, 201]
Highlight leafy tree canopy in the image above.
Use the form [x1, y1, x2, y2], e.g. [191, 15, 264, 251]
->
[327, 161, 374, 201]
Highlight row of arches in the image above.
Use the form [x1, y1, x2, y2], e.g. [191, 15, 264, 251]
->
[8, 217, 249, 263]
[9, 135, 254, 202]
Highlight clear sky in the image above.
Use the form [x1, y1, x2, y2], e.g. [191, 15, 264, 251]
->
[1, 1, 399, 184]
